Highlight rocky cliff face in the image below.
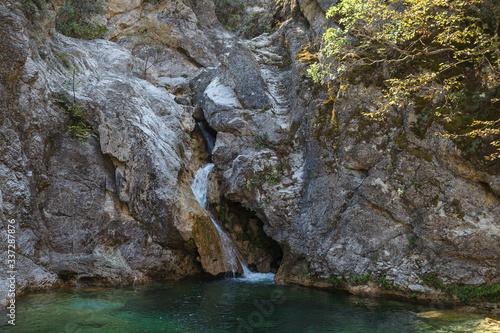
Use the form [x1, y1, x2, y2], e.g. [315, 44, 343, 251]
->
[0, 0, 238, 306]
[0, 0, 498, 308]
[193, 0, 500, 305]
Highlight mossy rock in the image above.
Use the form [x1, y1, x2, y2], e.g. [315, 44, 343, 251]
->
[295, 45, 318, 64]
[190, 212, 226, 275]
[410, 149, 433, 162]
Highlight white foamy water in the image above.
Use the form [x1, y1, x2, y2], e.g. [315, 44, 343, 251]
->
[191, 164, 275, 283]
[191, 163, 240, 276]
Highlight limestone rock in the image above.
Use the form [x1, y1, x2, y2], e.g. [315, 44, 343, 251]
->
[0, 0, 499, 308]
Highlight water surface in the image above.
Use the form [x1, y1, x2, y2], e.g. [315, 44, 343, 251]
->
[1, 277, 499, 332]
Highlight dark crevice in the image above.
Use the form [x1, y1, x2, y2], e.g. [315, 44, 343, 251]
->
[197, 121, 217, 155]
[478, 180, 498, 198]
[175, 47, 204, 68]
[292, 0, 311, 30]
[216, 198, 283, 273]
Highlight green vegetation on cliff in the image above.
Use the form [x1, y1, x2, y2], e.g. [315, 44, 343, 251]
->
[214, 0, 273, 37]
[310, 0, 500, 161]
[56, 0, 107, 39]
[421, 272, 500, 303]
[53, 69, 96, 144]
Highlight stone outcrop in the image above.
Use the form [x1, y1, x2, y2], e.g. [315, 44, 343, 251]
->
[0, 0, 231, 306]
[0, 0, 498, 308]
[192, 0, 500, 304]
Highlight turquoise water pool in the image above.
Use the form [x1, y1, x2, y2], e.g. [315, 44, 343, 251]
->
[1, 277, 498, 332]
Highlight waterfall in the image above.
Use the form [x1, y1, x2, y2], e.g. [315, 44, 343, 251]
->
[198, 122, 216, 153]
[191, 163, 275, 282]
[191, 163, 241, 276]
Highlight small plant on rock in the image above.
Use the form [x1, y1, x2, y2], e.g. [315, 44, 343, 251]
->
[21, 0, 48, 21]
[56, 0, 108, 39]
[328, 275, 343, 287]
[348, 272, 371, 285]
[53, 68, 96, 145]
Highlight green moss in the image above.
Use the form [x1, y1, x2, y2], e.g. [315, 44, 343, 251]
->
[295, 45, 318, 64]
[345, 64, 385, 86]
[342, 108, 386, 145]
[189, 212, 205, 225]
[411, 100, 436, 139]
[394, 133, 408, 149]
[289, 121, 301, 139]
[219, 201, 226, 225]
[241, 112, 252, 121]
[450, 199, 466, 219]
[329, 214, 340, 227]
[312, 90, 342, 149]
[442, 114, 474, 134]
[410, 149, 433, 162]
[276, 59, 293, 69]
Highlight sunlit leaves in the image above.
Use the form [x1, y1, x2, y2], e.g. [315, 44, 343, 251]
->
[311, 0, 500, 160]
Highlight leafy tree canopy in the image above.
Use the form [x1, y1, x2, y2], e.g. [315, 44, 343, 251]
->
[310, 0, 500, 161]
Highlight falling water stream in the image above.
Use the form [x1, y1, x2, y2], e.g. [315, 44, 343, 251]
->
[198, 122, 216, 153]
[190, 163, 274, 282]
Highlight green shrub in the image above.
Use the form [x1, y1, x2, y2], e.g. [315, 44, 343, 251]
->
[53, 67, 96, 145]
[420, 272, 446, 290]
[53, 93, 95, 145]
[55, 51, 71, 69]
[420, 272, 500, 303]
[311, 0, 500, 161]
[214, 0, 272, 38]
[377, 276, 395, 290]
[348, 272, 371, 285]
[215, 0, 245, 32]
[328, 275, 343, 287]
[407, 235, 417, 250]
[264, 168, 281, 183]
[21, 0, 48, 20]
[450, 284, 500, 303]
[56, 0, 108, 39]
